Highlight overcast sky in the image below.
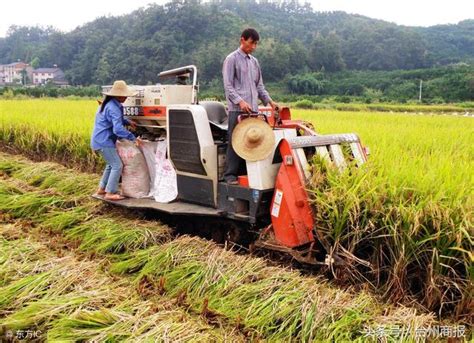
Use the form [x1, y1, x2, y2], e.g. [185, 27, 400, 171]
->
[1, 0, 473, 38]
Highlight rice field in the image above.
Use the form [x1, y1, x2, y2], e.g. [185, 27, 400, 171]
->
[0, 99, 472, 339]
[0, 99, 99, 170]
[1, 99, 471, 198]
[295, 109, 473, 321]
[295, 109, 473, 199]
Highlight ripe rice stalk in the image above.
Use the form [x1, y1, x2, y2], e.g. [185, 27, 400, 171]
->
[0, 234, 49, 287]
[0, 155, 98, 199]
[0, 167, 171, 256]
[2, 294, 93, 330]
[0, 271, 55, 310]
[0, 160, 22, 177]
[0, 248, 120, 315]
[0, 181, 22, 196]
[1, 171, 172, 256]
[12, 162, 98, 197]
[1, 225, 250, 342]
[126, 306, 245, 342]
[48, 303, 250, 342]
[46, 308, 128, 342]
[112, 236, 436, 341]
[307, 155, 473, 320]
[0, 177, 78, 216]
[0, 240, 127, 331]
[0, 189, 70, 218]
[41, 207, 91, 232]
[0, 100, 102, 171]
[109, 246, 161, 275]
[66, 217, 172, 254]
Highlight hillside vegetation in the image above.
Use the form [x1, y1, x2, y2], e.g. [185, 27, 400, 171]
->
[0, 0, 473, 87]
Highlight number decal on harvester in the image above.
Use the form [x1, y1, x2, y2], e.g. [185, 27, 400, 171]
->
[271, 189, 283, 218]
[123, 106, 143, 116]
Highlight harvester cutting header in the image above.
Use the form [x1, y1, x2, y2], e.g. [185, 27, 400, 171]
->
[95, 64, 368, 265]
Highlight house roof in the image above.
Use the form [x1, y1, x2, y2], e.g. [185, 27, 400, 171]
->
[2, 62, 28, 68]
[33, 68, 61, 74]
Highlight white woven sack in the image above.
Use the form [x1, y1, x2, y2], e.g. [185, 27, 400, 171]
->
[139, 140, 158, 197]
[153, 140, 177, 203]
[116, 139, 150, 198]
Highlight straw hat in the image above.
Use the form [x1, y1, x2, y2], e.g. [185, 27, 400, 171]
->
[103, 80, 136, 97]
[232, 118, 275, 161]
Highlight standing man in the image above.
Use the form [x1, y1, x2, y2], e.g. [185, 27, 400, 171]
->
[222, 28, 279, 184]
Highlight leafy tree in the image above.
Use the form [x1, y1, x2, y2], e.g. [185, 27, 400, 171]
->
[30, 57, 40, 69]
[256, 38, 293, 81]
[288, 65, 474, 102]
[288, 73, 328, 94]
[309, 32, 345, 72]
[19, 69, 28, 85]
[95, 54, 112, 85]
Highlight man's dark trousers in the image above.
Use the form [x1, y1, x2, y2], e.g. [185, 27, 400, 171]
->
[224, 111, 243, 182]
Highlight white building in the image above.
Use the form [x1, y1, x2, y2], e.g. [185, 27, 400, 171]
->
[32, 67, 67, 85]
[0, 62, 31, 85]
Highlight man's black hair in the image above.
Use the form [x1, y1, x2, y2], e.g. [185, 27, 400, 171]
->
[241, 28, 260, 42]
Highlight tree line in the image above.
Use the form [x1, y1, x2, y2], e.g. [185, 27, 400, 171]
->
[286, 64, 474, 102]
[0, 0, 472, 100]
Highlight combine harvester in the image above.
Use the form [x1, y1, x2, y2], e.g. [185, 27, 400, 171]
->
[94, 65, 368, 266]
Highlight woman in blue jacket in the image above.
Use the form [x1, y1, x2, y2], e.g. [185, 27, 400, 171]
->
[91, 80, 139, 200]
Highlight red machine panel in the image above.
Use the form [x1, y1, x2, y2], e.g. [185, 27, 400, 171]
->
[143, 106, 167, 117]
[270, 139, 315, 248]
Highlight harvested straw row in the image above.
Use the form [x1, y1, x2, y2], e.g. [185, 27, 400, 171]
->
[0, 153, 172, 249]
[0, 153, 98, 198]
[0, 179, 172, 255]
[0, 224, 250, 342]
[2, 144, 471, 322]
[114, 236, 437, 342]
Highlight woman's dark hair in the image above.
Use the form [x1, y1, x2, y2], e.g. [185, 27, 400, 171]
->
[241, 28, 259, 42]
[100, 95, 114, 113]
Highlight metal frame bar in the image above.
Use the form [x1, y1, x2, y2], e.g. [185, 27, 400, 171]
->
[158, 65, 198, 104]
